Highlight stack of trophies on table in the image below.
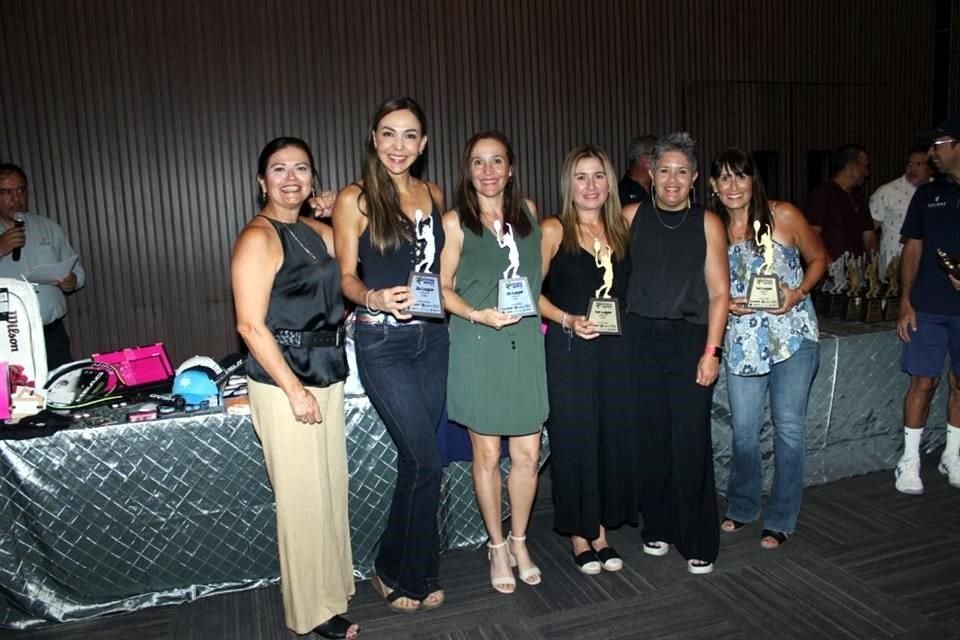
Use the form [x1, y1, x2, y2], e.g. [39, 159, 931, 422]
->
[813, 252, 900, 323]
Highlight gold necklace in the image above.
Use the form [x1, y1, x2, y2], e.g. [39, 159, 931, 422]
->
[577, 221, 607, 256]
[653, 200, 690, 230]
[480, 211, 503, 233]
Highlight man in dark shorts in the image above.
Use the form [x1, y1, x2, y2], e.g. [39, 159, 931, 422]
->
[895, 116, 960, 494]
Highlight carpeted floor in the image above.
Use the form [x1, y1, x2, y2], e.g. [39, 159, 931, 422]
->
[5, 454, 959, 640]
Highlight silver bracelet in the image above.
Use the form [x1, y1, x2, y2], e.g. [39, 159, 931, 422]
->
[561, 312, 574, 337]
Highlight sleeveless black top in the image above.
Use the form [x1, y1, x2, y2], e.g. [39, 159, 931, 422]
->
[626, 203, 709, 325]
[246, 218, 348, 387]
[545, 244, 631, 318]
[357, 190, 445, 292]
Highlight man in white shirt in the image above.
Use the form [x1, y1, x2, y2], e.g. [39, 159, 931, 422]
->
[870, 145, 934, 272]
[0, 163, 86, 368]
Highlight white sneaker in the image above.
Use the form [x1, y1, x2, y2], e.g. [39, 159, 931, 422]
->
[895, 458, 924, 495]
[938, 455, 960, 489]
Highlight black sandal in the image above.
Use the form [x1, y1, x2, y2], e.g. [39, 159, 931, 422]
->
[721, 518, 745, 533]
[313, 614, 358, 639]
[760, 529, 788, 549]
[370, 575, 420, 613]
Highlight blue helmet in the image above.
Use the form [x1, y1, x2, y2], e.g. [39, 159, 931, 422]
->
[172, 369, 220, 406]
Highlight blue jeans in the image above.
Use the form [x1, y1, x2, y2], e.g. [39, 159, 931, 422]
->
[725, 339, 820, 534]
[355, 321, 449, 599]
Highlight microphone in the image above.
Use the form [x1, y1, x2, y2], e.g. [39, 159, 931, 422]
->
[12, 213, 25, 261]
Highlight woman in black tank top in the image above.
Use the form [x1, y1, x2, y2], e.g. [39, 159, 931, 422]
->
[539, 145, 636, 575]
[332, 97, 448, 613]
[622, 132, 729, 576]
[232, 138, 358, 639]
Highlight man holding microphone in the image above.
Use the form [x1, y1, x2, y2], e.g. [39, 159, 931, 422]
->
[0, 163, 85, 368]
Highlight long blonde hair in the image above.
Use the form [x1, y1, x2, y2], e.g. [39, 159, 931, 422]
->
[558, 145, 628, 259]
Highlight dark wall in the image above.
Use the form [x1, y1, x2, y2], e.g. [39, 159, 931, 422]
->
[0, 0, 943, 362]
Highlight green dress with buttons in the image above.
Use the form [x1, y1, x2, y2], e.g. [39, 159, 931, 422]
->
[447, 204, 549, 435]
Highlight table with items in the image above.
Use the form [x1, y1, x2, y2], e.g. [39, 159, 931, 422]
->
[0, 396, 497, 628]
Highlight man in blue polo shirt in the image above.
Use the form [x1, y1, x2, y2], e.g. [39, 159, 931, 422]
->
[895, 116, 960, 494]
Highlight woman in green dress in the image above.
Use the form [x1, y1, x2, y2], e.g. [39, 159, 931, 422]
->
[439, 131, 549, 594]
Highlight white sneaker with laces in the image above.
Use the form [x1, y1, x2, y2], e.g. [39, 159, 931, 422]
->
[938, 455, 960, 489]
[895, 458, 924, 495]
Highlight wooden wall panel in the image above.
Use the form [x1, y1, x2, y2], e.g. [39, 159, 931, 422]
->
[0, 0, 942, 363]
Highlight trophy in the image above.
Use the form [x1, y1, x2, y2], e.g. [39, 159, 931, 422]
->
[827, 253, 849, 319]
[861, 252, 884, 323]
[585, 240, 621, 335]
[746, 221, 783, 309]
[405, 209, 444, 318]
[813, 271, 833, 316]
[494, 220, 537, 316]
[936, 248, 960, 278]
[883, 254, 901, 321]
[844, 253, 865, 321]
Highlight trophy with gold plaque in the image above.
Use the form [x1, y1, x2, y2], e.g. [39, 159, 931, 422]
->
[861, 252, 884, 323]
[586, 240, 621, 335]
[494, 220, 537, 317]
[882, 254, 901, 321]
[406, 209, 445, 318]
[746, 221, 783, 309]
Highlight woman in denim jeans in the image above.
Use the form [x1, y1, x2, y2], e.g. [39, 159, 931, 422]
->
[333, 97, 448, 613]
[708, 148, 827, 549]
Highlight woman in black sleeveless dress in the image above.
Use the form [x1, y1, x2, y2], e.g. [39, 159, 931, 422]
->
[232, 137, 358, 639]
[540, 146, 638, 575]
[622, 132, 729, 575]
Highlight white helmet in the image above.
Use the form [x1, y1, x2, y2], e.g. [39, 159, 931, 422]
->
[175, 355, 223, 378]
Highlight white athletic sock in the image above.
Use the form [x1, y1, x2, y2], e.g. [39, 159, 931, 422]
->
[902, 427, 924, 462]
[945, 424, 960, 460]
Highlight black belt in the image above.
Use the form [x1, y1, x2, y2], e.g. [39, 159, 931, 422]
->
[274, 326, 345, 348]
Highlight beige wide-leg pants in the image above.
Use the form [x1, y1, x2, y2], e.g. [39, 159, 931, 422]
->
[248, 378, 354, 634]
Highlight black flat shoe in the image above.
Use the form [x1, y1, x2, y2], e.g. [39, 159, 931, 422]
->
[573, 550, 602, 575]
[313, 614, 358, 639]
[592, 545, 623, 572]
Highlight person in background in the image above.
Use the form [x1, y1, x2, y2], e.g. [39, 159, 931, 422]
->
[232, 137, 358, 639]
[333, 97, 447, 613]
[870, 145, 934, 273]
[539, 145, 637, 575]
[618, 135, 657, 207]
[440, 131, 548, 594]
[709, 148, 826, 550]
[805, 144, 878, 261]
[0, 163, 85, 369]
[895, 116, 960, 495]
[622, 132, 729, 575]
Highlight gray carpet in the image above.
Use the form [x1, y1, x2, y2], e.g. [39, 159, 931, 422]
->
[5, 455, 959, 640]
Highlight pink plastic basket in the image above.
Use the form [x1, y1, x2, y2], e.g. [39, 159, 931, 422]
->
[91, 343, 174, 389]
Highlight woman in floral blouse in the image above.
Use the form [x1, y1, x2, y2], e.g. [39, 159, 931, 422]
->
[708, 148, 826, 549]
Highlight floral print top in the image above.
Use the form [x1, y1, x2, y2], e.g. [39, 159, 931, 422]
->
[726, 239, 819, 376]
